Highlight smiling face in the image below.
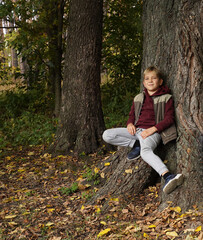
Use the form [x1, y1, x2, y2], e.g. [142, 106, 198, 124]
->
[143, 70, 163, 95]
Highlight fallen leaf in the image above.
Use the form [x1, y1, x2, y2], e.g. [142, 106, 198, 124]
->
[122, 209, 128, 213]
[28, 152, 35, 156]
[100, 221, 107, 225]
[100, 172, 105, 178]
[104, 162, 110, 166]
[97, 228, 111, 238]
[148, 224, 156, 228]
[125, 169, 133, 174]
[143, 232, 149, 238]
[46, 222, 54, 227]
[170, 206, 181, 213]
[195, 226, 202, 232]
[94, 167, 99, 173]
[4, 215, 17, 219]
[166, 231, 178, 237]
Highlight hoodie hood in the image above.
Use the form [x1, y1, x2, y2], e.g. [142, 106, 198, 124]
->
[144, 85, 171, 96]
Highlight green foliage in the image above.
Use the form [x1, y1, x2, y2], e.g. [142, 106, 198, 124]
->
[82, 167, 100, 185]
[0, 88, 56, 148]
[102, 0, 143, 128]
[59, 182, 79, 196]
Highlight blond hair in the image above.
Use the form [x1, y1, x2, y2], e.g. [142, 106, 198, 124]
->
[144, 66, 163, 79]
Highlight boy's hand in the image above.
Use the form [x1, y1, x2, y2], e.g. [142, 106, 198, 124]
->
[141, 127, 158, 139]
[127, 123, 136, 135]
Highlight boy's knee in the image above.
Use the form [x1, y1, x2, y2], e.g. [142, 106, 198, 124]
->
[102, 130, 111, 143]
[140, 146, 153, 158]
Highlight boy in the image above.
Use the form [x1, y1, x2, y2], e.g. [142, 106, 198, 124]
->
[102, 66, 183, 194]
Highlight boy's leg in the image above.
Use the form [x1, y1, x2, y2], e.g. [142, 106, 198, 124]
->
[102, 128, 138, 148]
[137, 130, 169, 176]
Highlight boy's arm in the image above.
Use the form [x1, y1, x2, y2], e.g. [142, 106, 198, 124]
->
[155, 98, 175, 133]
[126, 101, 135, 126]
[127, 101, 136, 135]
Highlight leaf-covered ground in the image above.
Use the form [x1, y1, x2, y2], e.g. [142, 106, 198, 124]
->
[0, 145, 202, 240]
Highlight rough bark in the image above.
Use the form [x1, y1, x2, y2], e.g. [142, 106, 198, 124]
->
[89, 0, 203, 211]
[142, 0, 203, 210]
[49, 0, 105, 154]
[89, 147, 158, 209]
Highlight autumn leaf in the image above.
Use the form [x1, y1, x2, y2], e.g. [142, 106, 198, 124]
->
[143, 232, 149, 238]
[4, 215, 17, 219]
[166, 231, 178, 237]
[28, 152, 35, 156]
[46, 222, 54, 227]
[148, 224, 156, 228]
[100, 172, 105, 178]
[125, 169, 133, 174]
[100, 221, 107, 225]
[94, 167, 99, 173]
[97, 228, 111, 238]
[170, 206, 181, 213]
[104, 162, 110, 166]
[195, 226, 201, 232]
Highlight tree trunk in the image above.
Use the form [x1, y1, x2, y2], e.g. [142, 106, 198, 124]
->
[89, 148, 158, 210]
[49, 0, 105, 154]
[45, 0, 65, 117]
[141, 0, 203, 210]
[89, 0, 203, 211]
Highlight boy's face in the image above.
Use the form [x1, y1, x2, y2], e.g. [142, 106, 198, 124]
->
[143, 71, 163, 95]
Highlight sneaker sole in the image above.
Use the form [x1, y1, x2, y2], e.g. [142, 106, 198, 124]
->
[127, 155, 141, 161]
[163, 174, 184, 194]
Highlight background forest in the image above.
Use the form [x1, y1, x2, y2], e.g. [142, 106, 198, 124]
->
[0, 0, 202, 239]
[0, 0, 142, 149]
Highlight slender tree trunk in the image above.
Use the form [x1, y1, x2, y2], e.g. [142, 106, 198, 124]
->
[49, 0, 105, 154]
[45, 0, 65, 117]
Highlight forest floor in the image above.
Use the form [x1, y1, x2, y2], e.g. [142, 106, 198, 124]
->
[0, 145, 202, 240]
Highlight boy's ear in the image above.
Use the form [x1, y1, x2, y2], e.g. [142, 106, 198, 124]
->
[159, 79, 163, 86]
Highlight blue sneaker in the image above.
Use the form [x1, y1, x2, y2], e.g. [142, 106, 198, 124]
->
[127, 143, 140, 161]
[163, 174, 184, 194]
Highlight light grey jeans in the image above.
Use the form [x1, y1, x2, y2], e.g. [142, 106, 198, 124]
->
[102, 127, 169, 176]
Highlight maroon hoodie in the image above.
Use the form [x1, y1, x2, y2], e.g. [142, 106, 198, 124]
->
[127, 85, 175, 133]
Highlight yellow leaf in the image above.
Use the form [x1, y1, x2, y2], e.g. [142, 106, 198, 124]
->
[170, 206, 181, 213]
[47, 208, 55, 213]
[76, 176, 83, 181]
[143, 232, 149, 238]
[5, 156, 11, 160]
[166, 231, 178, 237]
[28, 152, 35, 156]
[135, 166, 139, 169]
[95, 206, 101, 213]
[104, 162, 110, 166]
[94, 167, 100, 173]
[97, 228, 111, 238]
[8, 222, 18, 226]
[125, 169, 133, 174]
[5, 215, 17, 219]
[66, 210, 73, 215]
[100, 221, 107, 225]
[195, 226, 201, 232]
[81, 205, 85, 211]
[46, 222, 54, 227]
[100, 172, 105, 178]
[148, 224, 156, 228]
[110, 198, 119, 202]
[18, 168, 25, 172]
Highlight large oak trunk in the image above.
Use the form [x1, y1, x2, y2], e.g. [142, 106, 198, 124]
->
[90, 0, 203, 211]
[142, 0, 203, 210]
[50, 0, 105, 154]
